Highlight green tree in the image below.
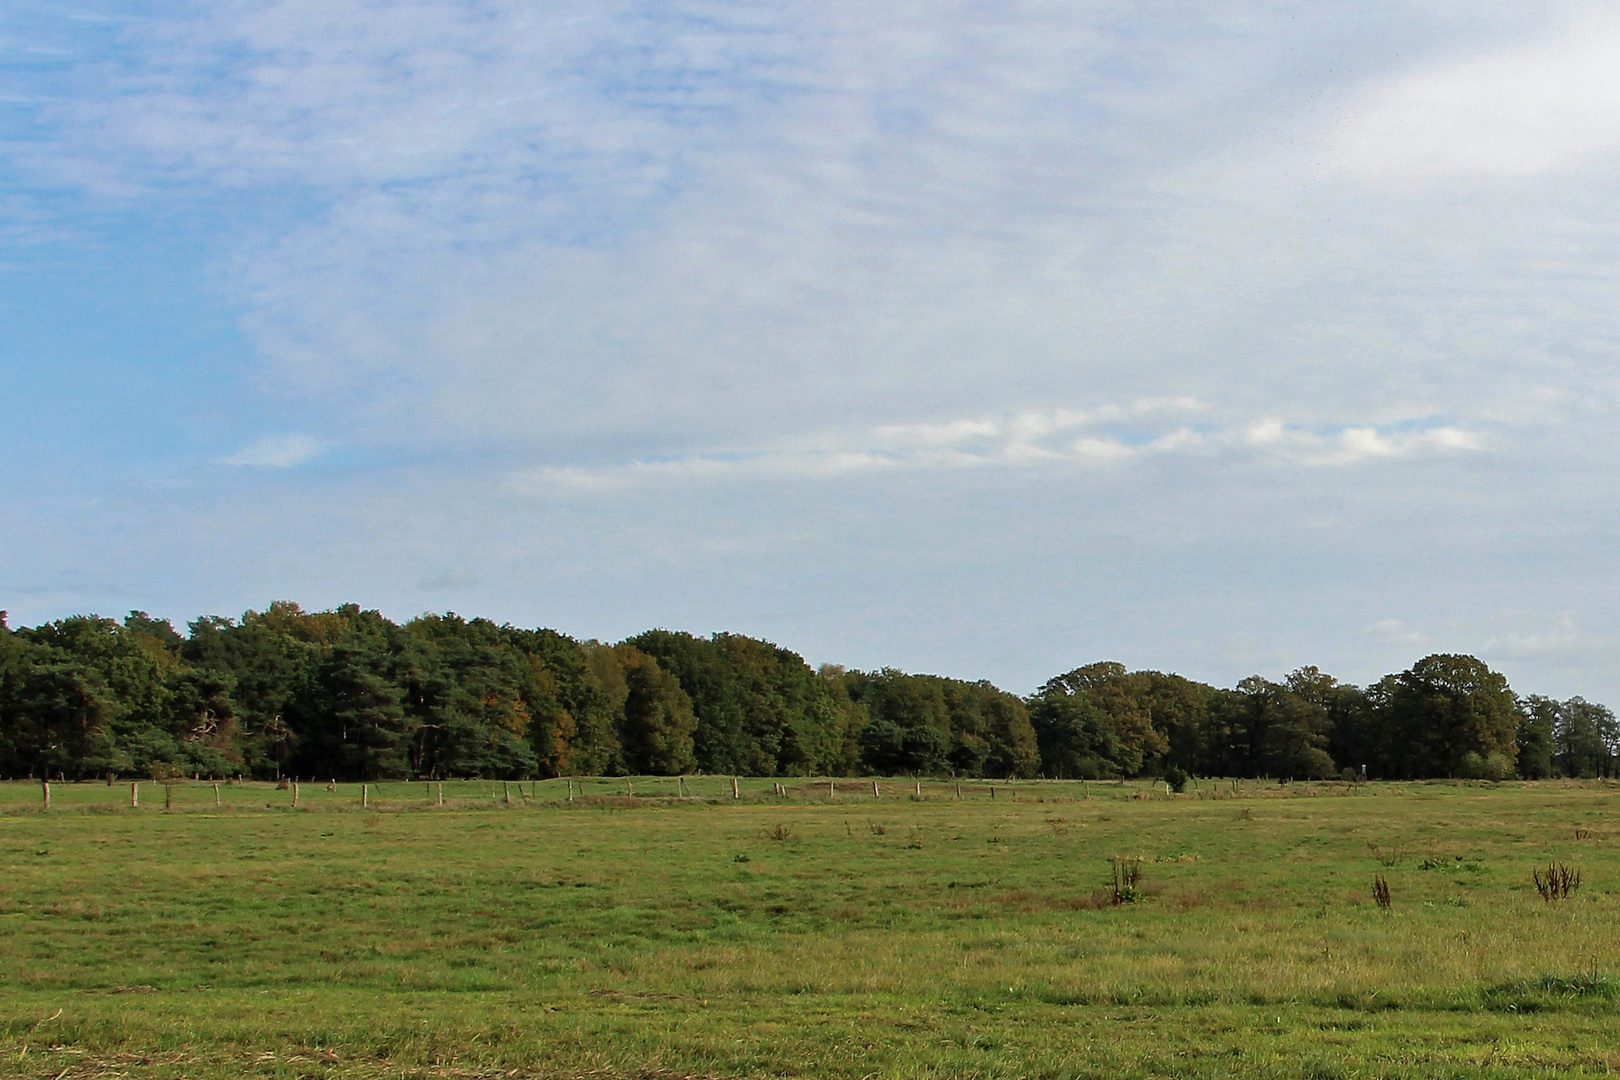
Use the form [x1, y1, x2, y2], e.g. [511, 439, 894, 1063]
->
[1235, 675, 1335, 779]
[1031, 663, 1167, 777]
[1373, 655, 1519, 779]
[293, 641, 411, 780]
[1515, 696, 1557, 779]
[1554, 697, 1617, 778]
[628, 631, 839, 775]
[1027, 690, 1121, 779]
[617, 647, 698, 774]
[818, 666, 870, 775]
[980, 691, 1040, 778]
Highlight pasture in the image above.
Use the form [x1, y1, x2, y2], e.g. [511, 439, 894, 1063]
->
[0, 777, 1616, 1079]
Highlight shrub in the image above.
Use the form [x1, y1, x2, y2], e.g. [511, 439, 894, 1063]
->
[1162, 766, 1189, 793]
[1372, 874, 1391, 910]
[1459, 751, 1515, 781]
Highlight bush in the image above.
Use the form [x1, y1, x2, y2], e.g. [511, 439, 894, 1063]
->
[1162, 766, 1189, 793]
[1459, 751, 1515, 781]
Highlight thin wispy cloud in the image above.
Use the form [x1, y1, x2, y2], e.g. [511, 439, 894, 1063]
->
[1366, 620, 1428, 649]
[219, 434, 329, 468]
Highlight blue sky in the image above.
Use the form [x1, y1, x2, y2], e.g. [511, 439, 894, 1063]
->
[5, 0, 1620, 699]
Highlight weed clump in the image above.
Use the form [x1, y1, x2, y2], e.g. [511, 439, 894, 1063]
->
[770, 823, 792, 842]
[1532, 862, 1580, 902]
[1111, 856, 1144, 905]
[1372, 874, 1391, 910]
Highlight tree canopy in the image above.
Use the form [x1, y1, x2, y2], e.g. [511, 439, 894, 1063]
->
[0, 605, 1607, 783]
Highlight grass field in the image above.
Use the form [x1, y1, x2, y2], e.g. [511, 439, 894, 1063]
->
[0, 777, 1617, 1079]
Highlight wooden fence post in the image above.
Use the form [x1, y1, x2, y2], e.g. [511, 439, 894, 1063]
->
[990, 785, 996, 800]
[955, 781, 962, 799]
[872, 779, 879, 799]
[362, 783, 369, 809]
[626, 779, 632, 797]
[829, 779, 835, 798]
[292, 780, 299, 808]
[915, 778, 922, 797]
[437, 782, 444, 807]
[164, 784, 172, 811]
[732, 777, 740, 800]
[504, 781, 511, 805]
[131, 781, 138, 808]
[568, 779, 575, 803]
[41, 779, 49, 811]
[213, 782, 221, 807]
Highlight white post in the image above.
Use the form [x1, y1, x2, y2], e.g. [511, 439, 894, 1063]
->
[213, 782, 221, 807]
[732, 777, 740, 800]
[362, 783, 369, 809]
[437, 782, 444, 807]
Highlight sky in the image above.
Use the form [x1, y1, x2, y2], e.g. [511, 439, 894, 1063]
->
[4, 1, 1620, 699]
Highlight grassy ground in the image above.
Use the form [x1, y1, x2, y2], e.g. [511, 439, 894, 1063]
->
[0, 777, 1616, 1078]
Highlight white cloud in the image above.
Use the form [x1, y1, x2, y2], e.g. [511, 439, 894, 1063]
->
[1324, 12, 1620, 181]
[1240, 421, 1484, 466]
[504, 403, 1484, 494]
[218, 434, 329, 468]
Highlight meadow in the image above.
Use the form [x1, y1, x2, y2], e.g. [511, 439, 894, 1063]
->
[0, 777, 1616, 1079]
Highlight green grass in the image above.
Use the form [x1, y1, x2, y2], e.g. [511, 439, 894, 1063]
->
[1, 777, 1618, 1078]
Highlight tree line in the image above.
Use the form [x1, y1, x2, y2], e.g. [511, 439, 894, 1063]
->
[0, 604, 1613, 783]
